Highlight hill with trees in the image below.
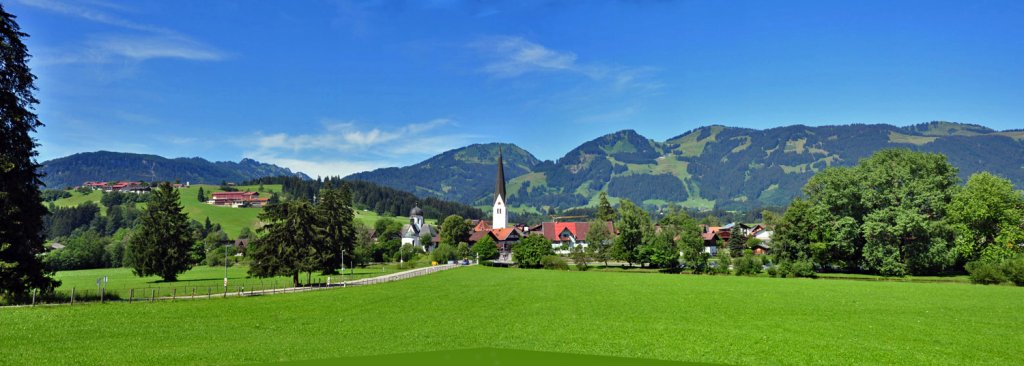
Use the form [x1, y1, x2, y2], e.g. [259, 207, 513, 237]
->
[345, 122, 1024, 213]
[40, 151, 311, 188]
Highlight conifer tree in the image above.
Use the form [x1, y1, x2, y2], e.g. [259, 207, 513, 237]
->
[597, 191, 616, 222]
[128, 183, 196, 281]
[248, 200, 321, 286]
[0, 5, 58, 301]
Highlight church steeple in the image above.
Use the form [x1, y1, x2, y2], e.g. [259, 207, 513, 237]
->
[492, 146, 508, 229]
[495, 147, 506, 201]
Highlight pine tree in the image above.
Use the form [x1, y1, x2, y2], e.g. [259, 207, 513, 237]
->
[728, 228, 746, 257]
[248, 200, 321, 286]
[597, 191, 616, 222]
[128, 183, 196, 281]
[317, 185, 355, 273]
[0, 5, 58, 302]
[197, 186, 206, 202]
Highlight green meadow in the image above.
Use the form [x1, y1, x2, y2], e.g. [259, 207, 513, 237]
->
[47, 264, 417, 301]
[51, 184, 396, 237]
[3, 266, 1022, 365]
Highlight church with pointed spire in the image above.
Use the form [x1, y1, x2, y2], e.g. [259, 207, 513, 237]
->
[492, 148, 508, 229]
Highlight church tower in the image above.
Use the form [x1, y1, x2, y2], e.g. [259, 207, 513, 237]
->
[492, 147, 508, 229]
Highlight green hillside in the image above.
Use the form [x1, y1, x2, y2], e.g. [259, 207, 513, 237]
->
[349, 122, 1024, 212]
[3, 266, 1022, 365]
[50, 184, 391, 238]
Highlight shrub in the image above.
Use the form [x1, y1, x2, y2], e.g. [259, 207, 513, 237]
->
[965, 261, 1006, 285]
[431, 243, 458, 263]
[514, 235, 554, 268]
[540, 255, 569, 271]
[766, 264, 779, 277]
[779, 259, 816, 278]
[733, 252, 763, 276]
[1003, 257, 1024, 286]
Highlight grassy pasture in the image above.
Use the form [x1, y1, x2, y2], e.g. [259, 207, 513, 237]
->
[47, 264, 417, 301]
[3, 266, 1022, 365]
[50, 184, 391, 237]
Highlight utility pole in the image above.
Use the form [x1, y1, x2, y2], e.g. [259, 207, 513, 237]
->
[224, 242, 229, 293]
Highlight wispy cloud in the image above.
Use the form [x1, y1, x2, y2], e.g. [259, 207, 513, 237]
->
[241, 118, 482, 177]
[19, 0, 225, 65]
[471, 35, 662, 91]
[18, 0, 174, 34]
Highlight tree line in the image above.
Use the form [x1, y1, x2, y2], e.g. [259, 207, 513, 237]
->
[772, 149, 1024, 280]
[242, 176, 483, 220]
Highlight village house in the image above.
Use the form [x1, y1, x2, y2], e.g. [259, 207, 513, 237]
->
[537, 221, 616, 254]
[209, 191, 267, 208]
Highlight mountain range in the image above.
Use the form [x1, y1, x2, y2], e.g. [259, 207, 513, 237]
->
[346, 121, 1024, 212]
[40, 151, 310, 188]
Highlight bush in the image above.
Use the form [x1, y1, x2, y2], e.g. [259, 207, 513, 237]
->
[432, 243, 457, 263]
[1003, 257, 1024, 286]
[778, 259, 816, 278]
[766, 264, 779, 277]
[514, 235, 554, 268]
[965, 261, 1006, 285]
[733, 252, 763, 276]
[540, 255, 569, 271]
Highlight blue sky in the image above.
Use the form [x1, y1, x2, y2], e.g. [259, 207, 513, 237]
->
[12, 0, 1024, 177]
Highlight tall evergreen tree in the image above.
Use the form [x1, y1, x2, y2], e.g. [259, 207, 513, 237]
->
[317, 185, 355, 273]
[0, 5, 58, 302]
[597, 191, 616, 222]
[127, 183, 196, 281]
[728, 229, 747, 257]
[248, 200, 321, 286]
[197, 186, 206, 202]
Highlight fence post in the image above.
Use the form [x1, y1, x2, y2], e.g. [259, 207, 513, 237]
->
[130, 289, 134, 304]
[208, 287, 211, 299]
[71, 288, 76, 306]
[172, 288, 176, 301]
[151, 289, 155, 302]
[192, 287, 196, 300]
[31, 289, 36, 306]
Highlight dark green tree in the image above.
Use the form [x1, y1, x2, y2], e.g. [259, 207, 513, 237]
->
[513, 234, 553, 268]
[317, 185, 355, 272]
[597, 191, 616, 221]
[728, 229, 746, 257]
[0, 4, 57, 302]
[127, 183, 196, 281]
[248, 200, 321, 286]
[197, 186, 206, 202]
[439, 215, 471, 247]
[473, 235, 500, 260]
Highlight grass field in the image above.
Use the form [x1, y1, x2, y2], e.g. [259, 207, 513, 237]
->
[3, 266, 1022, 365]
[47, 263, 421, 301]
[50, 184, 393, 237]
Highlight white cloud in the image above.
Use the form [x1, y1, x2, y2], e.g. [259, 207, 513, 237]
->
[243, 154, 391, 179]
[20, 0, 225, 65]
[250, 119, 455, 153]
[240, 118, 481, 178]
[471, 36, 661, 91]
[18, 0, 174, 34]
[474, 36, 577, 77]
